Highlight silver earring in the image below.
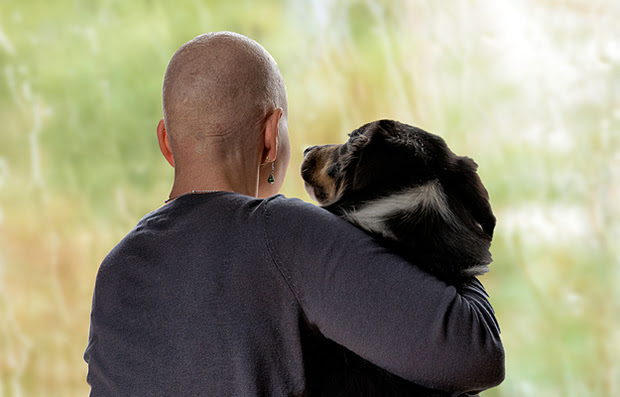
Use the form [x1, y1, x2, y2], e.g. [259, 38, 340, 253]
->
[268, 162, 275, 184]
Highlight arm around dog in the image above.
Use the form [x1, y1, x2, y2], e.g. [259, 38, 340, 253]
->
[263, 196, 505, 394]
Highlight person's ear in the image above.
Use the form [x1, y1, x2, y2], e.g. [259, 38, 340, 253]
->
[157, 118, 174, 168]
[262, 107, 283, 164]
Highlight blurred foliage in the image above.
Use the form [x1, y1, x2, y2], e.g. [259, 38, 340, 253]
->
[1, 0, 619, 396]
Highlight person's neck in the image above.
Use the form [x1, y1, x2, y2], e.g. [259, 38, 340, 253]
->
[169, 164, 259, 200]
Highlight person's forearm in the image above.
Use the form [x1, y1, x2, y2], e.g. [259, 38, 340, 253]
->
[364, 277, 504, 394]
[436, 278, 505, 393]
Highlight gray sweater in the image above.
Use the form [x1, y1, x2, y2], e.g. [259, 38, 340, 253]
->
[84, 192, 504, 396]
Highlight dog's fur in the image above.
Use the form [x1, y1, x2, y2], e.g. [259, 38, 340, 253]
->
[300, 119, 496, 396]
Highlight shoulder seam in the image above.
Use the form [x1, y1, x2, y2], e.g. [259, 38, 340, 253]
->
[262, 197, 305, 308]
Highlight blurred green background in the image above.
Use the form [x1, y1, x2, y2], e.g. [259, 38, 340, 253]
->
[1, 0, 618, 395]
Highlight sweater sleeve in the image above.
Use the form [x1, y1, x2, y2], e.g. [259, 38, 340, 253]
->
[263, 196, 505, 394]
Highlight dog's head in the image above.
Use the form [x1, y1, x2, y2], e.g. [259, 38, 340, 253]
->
[302, 120, 496, 276]
[302, 120, 453, 205]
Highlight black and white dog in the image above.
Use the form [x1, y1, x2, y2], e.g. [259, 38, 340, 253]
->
[300, 119, 496, 396]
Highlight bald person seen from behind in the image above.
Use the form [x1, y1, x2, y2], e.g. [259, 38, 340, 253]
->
[84, 32, 505, 397]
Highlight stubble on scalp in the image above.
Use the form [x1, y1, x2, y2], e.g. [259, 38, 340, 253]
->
[162, 32, 287, 154]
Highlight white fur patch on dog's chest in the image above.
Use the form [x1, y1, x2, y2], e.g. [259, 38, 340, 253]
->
[342, 180, 452, 239]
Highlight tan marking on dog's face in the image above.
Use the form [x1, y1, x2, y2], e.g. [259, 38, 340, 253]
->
[301, 145, 344, 205]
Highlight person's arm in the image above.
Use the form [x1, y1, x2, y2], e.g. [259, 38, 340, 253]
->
[263, 196, 505, 395]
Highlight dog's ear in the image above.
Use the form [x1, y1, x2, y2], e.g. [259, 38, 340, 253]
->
[450, 157, 496, 238]
[350, 128, 389, 191]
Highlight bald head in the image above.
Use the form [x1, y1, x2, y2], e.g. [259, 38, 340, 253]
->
[162, 32, 287, 151]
